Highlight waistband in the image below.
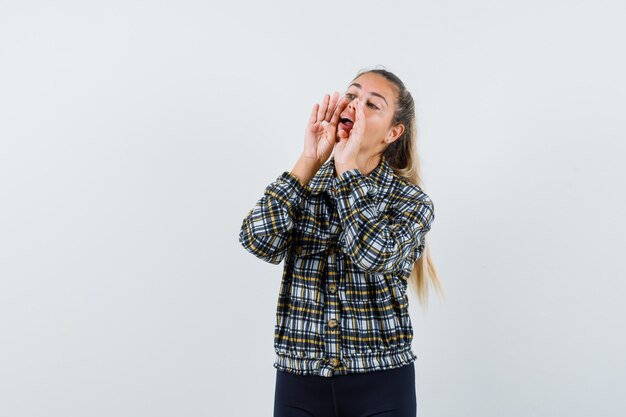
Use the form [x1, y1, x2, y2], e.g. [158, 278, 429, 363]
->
[274, 346, 417, 377]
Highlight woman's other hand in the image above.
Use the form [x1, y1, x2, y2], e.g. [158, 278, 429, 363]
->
[302, 92, 349, 165]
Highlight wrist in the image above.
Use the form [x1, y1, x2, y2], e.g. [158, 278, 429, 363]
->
[298, 153, 323, 169]
[291, 154, 322, 187]
[335, 163, 359, 177]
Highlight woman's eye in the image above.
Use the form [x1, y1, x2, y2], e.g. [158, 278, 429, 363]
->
[345, 93, 378, 109]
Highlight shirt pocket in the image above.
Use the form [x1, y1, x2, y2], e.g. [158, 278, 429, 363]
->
[293, 205, 331, 257]
[293, 228, 330, 257]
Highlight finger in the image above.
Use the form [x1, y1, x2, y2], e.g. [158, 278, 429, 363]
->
[326, 98, 348, 144]
[359, 99, 366, 126]
[332, 96, 352, 142]
[328, 95, 347, 127]
[355, 98, 365, 128]
[325, 91, 339, 121]
[309, 103, 319, 124]
[317, 94, 330, 124]
[334, 94, 350, 116]
[349, 99, 364, 139]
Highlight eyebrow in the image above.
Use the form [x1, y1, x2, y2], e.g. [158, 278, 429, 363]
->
[347, 82, 388, 106]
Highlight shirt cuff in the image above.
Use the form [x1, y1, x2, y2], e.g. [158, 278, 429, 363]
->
[264, 171, 310, 215]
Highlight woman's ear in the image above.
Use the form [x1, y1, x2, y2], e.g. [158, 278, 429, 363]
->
[386, 123, 405, 144]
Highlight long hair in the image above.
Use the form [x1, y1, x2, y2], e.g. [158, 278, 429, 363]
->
[350, 66, 445, 310]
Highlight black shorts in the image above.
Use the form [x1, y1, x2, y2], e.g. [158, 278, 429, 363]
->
[273, 362, 417, 417]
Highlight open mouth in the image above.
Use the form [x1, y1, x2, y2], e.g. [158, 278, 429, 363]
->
[339, 117, 354, 131]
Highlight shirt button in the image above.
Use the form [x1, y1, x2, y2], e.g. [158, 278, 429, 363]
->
[328, 318, 338, 328]
[328, 284, 338, 294]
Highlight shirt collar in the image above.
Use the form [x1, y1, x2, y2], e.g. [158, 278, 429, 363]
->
[308, 154, 392, 196]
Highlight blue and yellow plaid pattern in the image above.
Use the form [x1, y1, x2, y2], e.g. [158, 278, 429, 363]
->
[239, 154, 435, 377]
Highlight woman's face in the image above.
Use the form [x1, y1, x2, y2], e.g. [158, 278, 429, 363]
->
[338, 72, 405, 154]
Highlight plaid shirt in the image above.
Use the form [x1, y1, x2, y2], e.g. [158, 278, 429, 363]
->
[239, 154, 435, 377]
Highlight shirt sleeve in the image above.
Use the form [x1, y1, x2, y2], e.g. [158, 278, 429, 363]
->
[332, 169, 434, 273]
[239, 171, 310, 264]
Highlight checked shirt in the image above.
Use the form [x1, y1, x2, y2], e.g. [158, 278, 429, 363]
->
[239, 154, 435, 377]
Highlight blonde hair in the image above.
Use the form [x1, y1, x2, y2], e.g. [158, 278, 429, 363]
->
[352, 66, 445, 310]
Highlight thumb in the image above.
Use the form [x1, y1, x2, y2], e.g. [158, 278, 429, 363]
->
[337, 129, 349, 141]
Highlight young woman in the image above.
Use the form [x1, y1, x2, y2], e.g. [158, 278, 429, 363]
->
[239, 67, 443, 417]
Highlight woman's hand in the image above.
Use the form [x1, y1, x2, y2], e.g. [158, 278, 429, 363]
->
[302, 92, 348, 165]
[334, 97, 364, 175]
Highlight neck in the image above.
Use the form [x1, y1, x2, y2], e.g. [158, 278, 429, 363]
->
[331, 153, 382, 177]
[357, 154, 382, 176]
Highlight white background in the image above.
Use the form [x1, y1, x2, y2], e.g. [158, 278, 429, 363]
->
[1, 1, 625, 416]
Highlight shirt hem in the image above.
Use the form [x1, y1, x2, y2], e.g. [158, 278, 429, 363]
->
[273, 346, 417, 378]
